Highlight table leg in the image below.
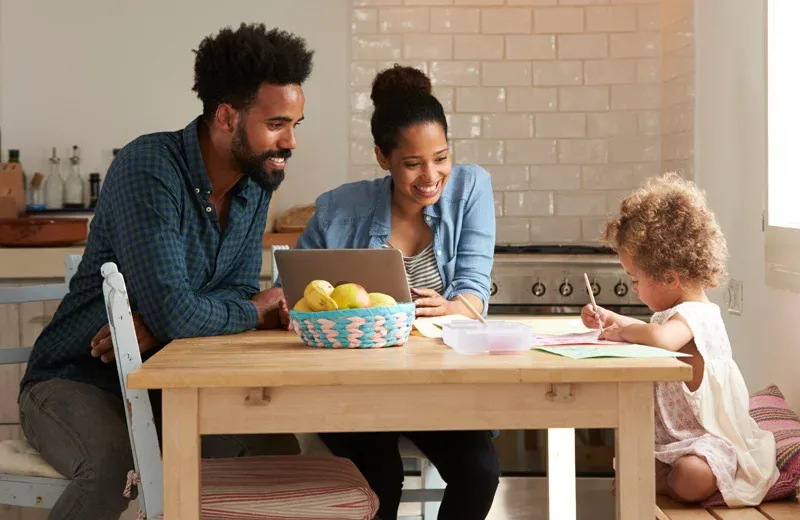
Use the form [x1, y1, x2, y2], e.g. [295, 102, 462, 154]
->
[615, 382, 655, 520]
[163, 388, 201, 520]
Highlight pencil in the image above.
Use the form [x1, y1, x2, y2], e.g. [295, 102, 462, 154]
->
[583, 273, 603, 332]
[457, 293, 488, 324]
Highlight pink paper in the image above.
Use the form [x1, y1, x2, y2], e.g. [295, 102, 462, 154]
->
[530, 330, 627, 346]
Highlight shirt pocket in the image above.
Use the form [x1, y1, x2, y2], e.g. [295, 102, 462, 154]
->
[442, 254, 457, 285]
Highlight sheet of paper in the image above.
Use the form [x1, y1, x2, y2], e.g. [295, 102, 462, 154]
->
[530, 329, 628, 346]
[412, 314, 472, 338]
[535, 345, 691, 359]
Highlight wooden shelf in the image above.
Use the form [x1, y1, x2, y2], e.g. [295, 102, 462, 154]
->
[261, 232, 301, 248]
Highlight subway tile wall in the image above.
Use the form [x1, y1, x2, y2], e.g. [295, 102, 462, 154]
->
[350, 0, 669, 245]
[661, 0, 694, 178]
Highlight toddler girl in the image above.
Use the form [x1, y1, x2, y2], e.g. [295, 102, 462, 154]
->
[581, 173, 779, 505]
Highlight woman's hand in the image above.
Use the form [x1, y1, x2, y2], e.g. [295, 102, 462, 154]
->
[411, 288, 452, 317]
[581, 303, 609, 330]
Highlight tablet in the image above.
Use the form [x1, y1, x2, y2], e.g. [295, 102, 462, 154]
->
[274, 248, 413, 309]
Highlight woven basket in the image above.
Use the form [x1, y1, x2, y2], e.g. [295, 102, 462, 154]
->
[289, 302, 416, 349]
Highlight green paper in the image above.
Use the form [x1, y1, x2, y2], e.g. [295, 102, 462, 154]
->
[535, 344, 691, 359]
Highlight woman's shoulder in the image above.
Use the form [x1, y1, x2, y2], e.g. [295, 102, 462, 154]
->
[313, 175, 390, 220]
[441, 163, 492, 202]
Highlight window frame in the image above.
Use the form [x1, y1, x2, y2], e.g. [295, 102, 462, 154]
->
[765, 0, 800, 293]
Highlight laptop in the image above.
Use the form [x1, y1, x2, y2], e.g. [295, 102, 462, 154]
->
[273, 248, 413, 309]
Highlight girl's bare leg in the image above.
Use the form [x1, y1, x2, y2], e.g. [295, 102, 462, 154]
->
[660, 455, 718, 503]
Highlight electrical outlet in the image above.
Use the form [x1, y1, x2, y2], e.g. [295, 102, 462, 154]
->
[727, 279, 743, 315]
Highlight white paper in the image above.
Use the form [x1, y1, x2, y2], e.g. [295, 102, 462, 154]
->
[412, 314, 472, 338]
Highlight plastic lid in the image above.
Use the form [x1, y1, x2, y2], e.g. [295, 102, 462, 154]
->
[89, 172, 100, 179]
[8, 149, 19, 160]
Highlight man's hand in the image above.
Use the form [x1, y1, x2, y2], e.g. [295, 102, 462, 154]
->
[90, 312, 158, 363]
[251, 287, 291, 330]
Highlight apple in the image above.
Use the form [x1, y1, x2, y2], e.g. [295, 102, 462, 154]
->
[330, 283, 371, 309]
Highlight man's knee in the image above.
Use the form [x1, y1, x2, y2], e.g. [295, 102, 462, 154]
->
[670, 456, 717, 503]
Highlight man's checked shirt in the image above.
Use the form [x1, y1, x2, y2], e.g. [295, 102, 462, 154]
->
[21, 116, 271, 397]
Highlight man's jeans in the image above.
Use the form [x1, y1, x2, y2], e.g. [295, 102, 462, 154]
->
[19, 378, 298, 520]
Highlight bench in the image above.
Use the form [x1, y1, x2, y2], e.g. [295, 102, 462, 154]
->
[657, 495, 800, 519]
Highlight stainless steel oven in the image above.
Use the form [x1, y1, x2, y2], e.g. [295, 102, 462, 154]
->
[487, 245, 651, 478]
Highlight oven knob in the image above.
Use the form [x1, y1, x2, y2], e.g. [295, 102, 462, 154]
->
[531, 282, 546, 297]
[590, 281, 601, 297]
[615, 282, 629, 297]
[559, 281, 573, 297]
[490, 282, 498, 296]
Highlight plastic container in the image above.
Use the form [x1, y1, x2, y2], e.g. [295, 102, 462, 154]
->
[442, 320, 532, 355]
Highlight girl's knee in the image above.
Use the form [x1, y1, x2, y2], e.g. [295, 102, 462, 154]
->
[670, 456, 717, 503]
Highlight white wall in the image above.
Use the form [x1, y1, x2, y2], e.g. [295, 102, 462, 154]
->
[695, 0, 800, 407]
[0, 0, 350, 214]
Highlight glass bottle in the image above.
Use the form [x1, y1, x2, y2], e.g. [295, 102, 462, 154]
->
[8, 149, 24, 205]
[89, 173, 101, 208]
[44, 147, 63, 209]
[64, 145, 84, 208]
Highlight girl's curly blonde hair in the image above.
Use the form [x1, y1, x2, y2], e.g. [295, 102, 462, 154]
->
[601, 172, 729, 288]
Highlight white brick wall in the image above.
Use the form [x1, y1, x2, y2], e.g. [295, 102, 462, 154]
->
[661, 0, 694, 178]
[350, 0, 662, 244]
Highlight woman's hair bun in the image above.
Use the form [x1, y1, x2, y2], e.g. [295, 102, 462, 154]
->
[370, 64, 432, 108]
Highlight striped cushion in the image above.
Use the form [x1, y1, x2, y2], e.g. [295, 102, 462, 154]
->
[702, 384, 800, 507]
[200, 455, 378, 519]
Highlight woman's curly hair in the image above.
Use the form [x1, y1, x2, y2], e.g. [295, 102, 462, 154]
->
[601, 172, 729, 288]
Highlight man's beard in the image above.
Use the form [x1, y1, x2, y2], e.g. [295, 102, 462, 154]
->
[231, 120, 289, 193]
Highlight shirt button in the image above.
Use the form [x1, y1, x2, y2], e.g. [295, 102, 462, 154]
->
[436, 250, 442, 256]
[425, 216, 431, 222]
[206, 207, 212, 213]
[195, 188, 200, 194]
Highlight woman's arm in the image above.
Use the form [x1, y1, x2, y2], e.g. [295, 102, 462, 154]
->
[444, 168, 496, 315]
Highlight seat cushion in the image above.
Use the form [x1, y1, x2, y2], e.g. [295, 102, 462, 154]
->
[702, 384, 800, 507]
[0, 439, 65, 479]
[200, 455, 378, 520]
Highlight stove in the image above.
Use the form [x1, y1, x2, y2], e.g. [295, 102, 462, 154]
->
[486, 245, 649, 480]
[487, 245, 648, 317]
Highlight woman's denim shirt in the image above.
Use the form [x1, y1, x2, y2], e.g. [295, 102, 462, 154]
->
[288, 164, 496, 314]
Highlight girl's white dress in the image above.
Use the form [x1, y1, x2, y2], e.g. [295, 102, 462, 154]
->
[651, 301, 779, 506]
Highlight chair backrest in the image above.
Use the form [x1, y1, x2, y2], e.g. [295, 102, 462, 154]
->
[101, 262, 163, 519]
[0, 254, 82, 365]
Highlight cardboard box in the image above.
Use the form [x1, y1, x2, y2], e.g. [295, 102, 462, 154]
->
[0, 163, 25, 216]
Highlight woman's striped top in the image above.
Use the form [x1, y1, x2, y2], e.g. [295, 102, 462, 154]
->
[384, 242, 444, 300]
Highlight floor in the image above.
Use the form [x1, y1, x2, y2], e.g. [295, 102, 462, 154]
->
[397, 476, 616, 520]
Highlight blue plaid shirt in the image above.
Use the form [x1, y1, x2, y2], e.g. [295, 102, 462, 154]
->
[21, 117, 270, 396]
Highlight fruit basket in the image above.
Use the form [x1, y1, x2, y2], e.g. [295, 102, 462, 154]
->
[289, 280, 416, 349]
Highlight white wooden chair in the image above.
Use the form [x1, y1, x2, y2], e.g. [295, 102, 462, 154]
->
[1, 258, 379, 519]
[0, 254, 81, 509]
[271, 245, 446, 520]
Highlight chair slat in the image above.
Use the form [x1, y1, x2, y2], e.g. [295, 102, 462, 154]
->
[0, 284, 69, 304]
[656, 496, 717, 519]
[0, 347, 32, 365]
[710, 505, 770, 518]
[758, 501, 800, 520]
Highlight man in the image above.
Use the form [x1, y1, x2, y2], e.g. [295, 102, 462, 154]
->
[18, 23, 312, 519]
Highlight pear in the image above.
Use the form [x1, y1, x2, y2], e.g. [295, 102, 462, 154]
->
[368, 292, 397, 307]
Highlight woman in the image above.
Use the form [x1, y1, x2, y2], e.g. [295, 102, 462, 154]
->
[293, 65, 499, 520]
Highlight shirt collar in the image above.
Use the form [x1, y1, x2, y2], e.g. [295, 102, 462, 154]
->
[369, 176, 441, 237]
[183, 115, 252, 200]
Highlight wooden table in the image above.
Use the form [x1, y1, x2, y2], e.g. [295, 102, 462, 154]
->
[127, 317, 692, 520]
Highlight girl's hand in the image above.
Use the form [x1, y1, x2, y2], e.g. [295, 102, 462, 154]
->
[581, 303, 609, 330]
[598, 323, 623, 341]
[411, 288, 452, 317]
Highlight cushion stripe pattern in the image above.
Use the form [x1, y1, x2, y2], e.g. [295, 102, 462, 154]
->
[702, 384, 800, 507]
[200, 455, 379, 519]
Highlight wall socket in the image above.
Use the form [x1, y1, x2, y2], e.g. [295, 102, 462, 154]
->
[727, 279, 744, 315]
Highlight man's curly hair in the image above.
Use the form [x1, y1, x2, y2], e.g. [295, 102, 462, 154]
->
[601, 172, 729, 289]
[192, 23, 314, 119]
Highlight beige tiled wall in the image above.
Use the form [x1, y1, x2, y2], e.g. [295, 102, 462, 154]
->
[660, 0, 694, 178]
[350, 0, 662, 245]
